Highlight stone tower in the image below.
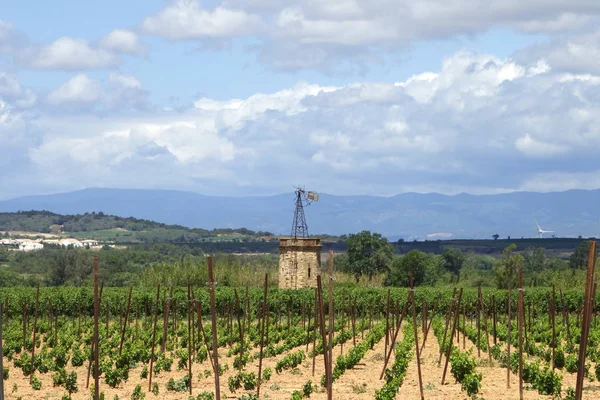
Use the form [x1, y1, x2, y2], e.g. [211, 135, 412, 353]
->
[278, 237, 322, 289]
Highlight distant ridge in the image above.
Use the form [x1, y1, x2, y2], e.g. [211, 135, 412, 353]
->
[1, 187, 600, 239]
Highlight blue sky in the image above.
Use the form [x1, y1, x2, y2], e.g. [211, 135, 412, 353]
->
[2, 1, 600, 199]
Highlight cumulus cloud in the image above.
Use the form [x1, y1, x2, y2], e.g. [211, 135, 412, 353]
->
[27, 37, 119, 70]
[1, 50, 595, 198]
[45, 72, 149, 112]
[140, 0, 264, 40]
[99, 29, 147, 56]
[216, 0, 600, 71]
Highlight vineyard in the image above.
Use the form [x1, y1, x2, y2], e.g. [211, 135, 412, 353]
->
[1, 254, 600, 400]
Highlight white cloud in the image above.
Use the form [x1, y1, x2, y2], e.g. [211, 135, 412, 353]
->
[28, 37, 119, 70]
[140, 0, 263, 40]
[46, 72, 148, 111]
[47, 74, 102, 105]
[6, 49, 600, 198]
[99, 29, 147, 56]
[0, 72, 37, 108]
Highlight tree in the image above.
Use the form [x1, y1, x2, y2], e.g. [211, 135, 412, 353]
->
[493, 244, 523, 289]
[570, 241, 590, 269]
[442, 248, 465, 281]
[492, 234, 499, 240]
[387, 250, 443, 287]
[522, 247, 545, 274]
[345, 231, 393, 282]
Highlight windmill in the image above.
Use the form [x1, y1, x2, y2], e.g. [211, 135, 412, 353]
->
[291, 187, 319, 238]
[535, 220, 554, 239]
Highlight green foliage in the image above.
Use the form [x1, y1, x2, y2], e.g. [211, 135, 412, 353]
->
[262, 367, 272, 382]
[275, 351, 305, 374]
[65, 372, 78, 396]
[151, 383, 159, 396]
[31, 374, 42, 390]
[345, 231, 393, 282]
[493, 244, 523, 289]
[131, 385, 145, 400]
[166, 375, 191, 392]
[196, 392, 215, 400]
[228, 372, 257, 393]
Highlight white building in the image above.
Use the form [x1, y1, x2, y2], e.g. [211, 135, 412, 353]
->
[59, 238, 84, 248]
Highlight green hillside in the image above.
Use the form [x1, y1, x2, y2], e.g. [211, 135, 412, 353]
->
[0, 211, 276, 243]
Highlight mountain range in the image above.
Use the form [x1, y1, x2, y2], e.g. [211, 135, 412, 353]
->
[0, 188, 599, 239]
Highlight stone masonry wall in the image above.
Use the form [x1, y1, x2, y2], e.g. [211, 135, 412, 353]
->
[278, 238, 322, 289]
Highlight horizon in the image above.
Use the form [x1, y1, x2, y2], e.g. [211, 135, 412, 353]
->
[4, 185, 600, 202]
[2, 2, 600, 199]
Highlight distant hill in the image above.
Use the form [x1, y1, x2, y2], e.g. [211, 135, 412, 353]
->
[1, 187, 600, 239]
[0, 210, 276, 243]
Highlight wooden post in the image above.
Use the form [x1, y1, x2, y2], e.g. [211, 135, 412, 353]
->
[575, 241, 596, 400]
[187, 285, 193, 395]
[0, 302, 4, 400]
[492, 295, 497, 345]
[477, 286, 481, 357]
[161, 287, 173, 354]
[119, 286, 133, 356]
[518, 269, 524, 400]
[312, 288, 318, 376]
[507, 288, 511, 389]
[207, 256, 221, 400]
[257, 274, 269, 397]
[380, 291, 410, 379]
[326, 250, 334, 400]
[560, 289, 572, 345]
[92, 257, 100, 400]
[317, 275, 331, 400]
[351, 297, 357, 347]
[340, 289, 345, 356]
[551, 285, 556, 370]
[29, 284, 40, 382]
[384, 289, 390, 358]
[148, 285, 161, 392]
[441, 288, 463, 385]
[438, 287, 457, 366]
[410, 277, 424, 400]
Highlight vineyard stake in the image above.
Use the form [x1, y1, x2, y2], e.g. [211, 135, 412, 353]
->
[119, 286, 133, 356]
[518, 270, 524, 400]
[187, 284, 193, 395]
[477, 286, 481, 357]
[351, 297, 357, 347]
[384, 289, 390, 358]
[462, 304, 466, 349]
[327, 249, 334, 400]
[380, 291, 410, 379]
[492, 295, 497, 345]
[257, 273, 269, 397]
[29, 283, 40, 383]
[135, 299, 139, 342]
[317, 274, 331, 400]
[105, 301, 109, 338]
[311, 287, 318, 376]
[507, 288, 511, 389]
[441, 288, 463, 385]
[207, 256, 221, 400]
[0, 303, 4, 400]
[411, 284, 425, 400]
[576, 240, 597, 400]
[161, 287, 173, 354]
[478, 287, 492, 363]
[551, 285, 556, 370]
[306, 289, 314, 353]
[148, 285, 161, 392]
[340, 288, 345, 355]
[438, 287, 457, 366]
[234, 289, 244, 362]
[92, 257, 100, 400]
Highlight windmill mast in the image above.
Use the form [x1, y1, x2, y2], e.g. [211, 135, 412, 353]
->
[291, 188, 309, 238]
[291, 187, 319, 239]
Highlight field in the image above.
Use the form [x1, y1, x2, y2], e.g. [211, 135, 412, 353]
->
[0, 284, 600, 400]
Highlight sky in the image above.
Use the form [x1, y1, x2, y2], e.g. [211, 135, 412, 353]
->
[2, 1, 600, 200]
